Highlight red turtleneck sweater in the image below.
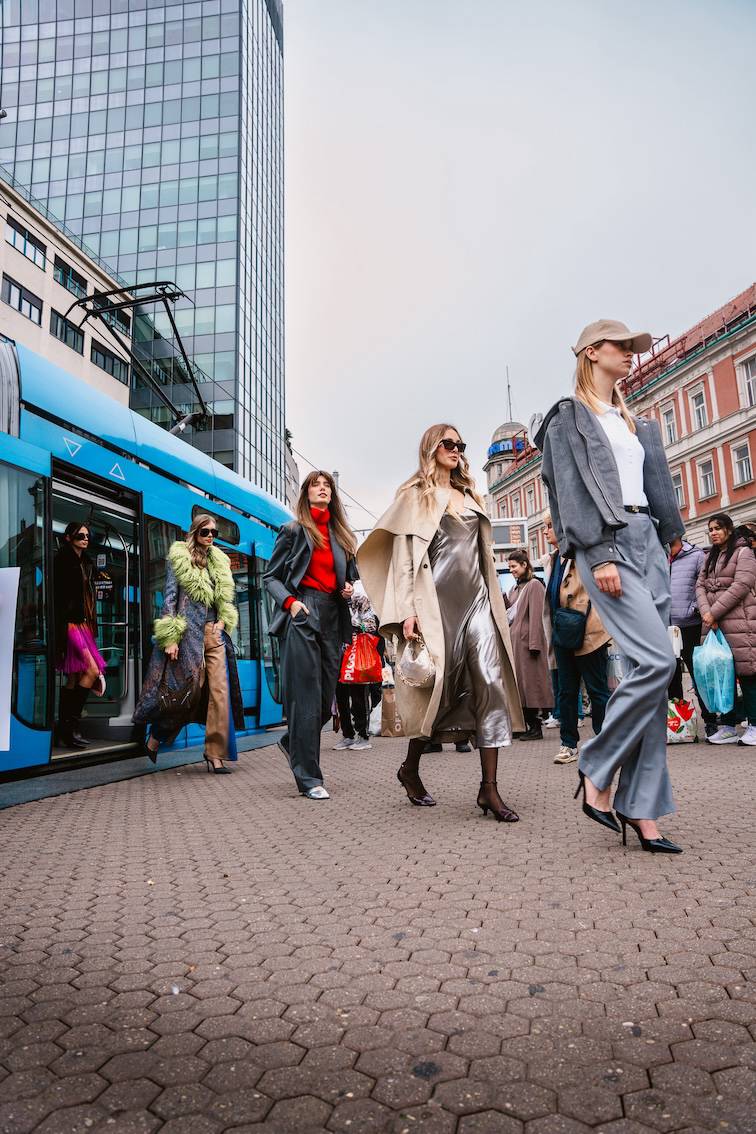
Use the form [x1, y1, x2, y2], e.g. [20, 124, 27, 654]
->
[283, 508, 337, 610]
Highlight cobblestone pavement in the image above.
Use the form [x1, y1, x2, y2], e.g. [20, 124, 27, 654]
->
[1, 732, 755, 1134]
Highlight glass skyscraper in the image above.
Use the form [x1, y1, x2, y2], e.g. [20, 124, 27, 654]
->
[0, 0, 285, 498]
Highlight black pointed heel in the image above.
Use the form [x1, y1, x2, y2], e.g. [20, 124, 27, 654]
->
[205, 757, 232, 775]
[477, 780, 519, 823]
[397, 764, 436, 806]
[616, 812, 682, 853]
[574, 771, 620, 833]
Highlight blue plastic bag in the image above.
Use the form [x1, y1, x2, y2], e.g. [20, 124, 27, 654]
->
[692, 630, 735, 714]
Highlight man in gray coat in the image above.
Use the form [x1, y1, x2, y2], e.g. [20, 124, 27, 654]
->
[667, 537, 715, 736]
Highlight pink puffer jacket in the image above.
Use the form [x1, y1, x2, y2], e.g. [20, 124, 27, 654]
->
[696, 539, 756, 676]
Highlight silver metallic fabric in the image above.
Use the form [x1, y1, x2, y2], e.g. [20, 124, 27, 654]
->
[427, 509, 512, 747]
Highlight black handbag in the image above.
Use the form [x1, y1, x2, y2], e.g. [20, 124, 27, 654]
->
[157, 657, 200, 721]
[552, 602, 591, 651]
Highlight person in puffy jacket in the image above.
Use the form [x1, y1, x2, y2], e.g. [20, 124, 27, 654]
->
[667, 537, 715, 736]
[696, 513, 756, 745]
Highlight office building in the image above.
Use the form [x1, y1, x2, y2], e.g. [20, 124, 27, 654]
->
[0, 0, 285, 497]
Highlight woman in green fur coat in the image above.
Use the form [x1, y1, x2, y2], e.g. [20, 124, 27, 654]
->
[133, 513, 244, 773]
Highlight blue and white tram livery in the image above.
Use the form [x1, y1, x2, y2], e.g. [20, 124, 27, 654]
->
[0, 340, 289, 775]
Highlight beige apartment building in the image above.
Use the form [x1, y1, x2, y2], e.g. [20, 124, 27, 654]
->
[0, 168, 132, 405]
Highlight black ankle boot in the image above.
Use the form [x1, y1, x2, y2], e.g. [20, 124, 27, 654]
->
[56, 688, 88, 749]
[518, 722, 543, 742]
[70, 685, 91, 747]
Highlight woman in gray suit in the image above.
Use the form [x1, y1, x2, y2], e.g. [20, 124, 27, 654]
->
[264, 472, 357, 799]
[534, 320, 685, 854]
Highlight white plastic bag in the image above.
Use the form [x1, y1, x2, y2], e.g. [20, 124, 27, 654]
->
[369, 701, 382, 737]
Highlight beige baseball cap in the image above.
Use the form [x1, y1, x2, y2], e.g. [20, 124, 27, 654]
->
[572, 319, 652, 357]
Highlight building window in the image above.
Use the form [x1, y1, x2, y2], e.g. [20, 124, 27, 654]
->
[50, 310, 84, 355]
[697, 458, 716, 500]
[661, 404, 677, 445]
[53, 256, 88, 300]
[744, 356, 756, 408]
[530, 537, 539, 561]
[497, 498, 508, 518]
[512, 493, 521, 515]
[525, 485, 535, 515]
[732, 440, 753, 487]
[94, 300, 131, 338]
[690, 389, 708, 431]
[5, 217, 47, 269]
[1, 274, 42, 326]
[671, 469, 685, 509]
[91, 339, 129, 384]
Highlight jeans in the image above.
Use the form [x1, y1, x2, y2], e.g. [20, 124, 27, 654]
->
[550, 666, 585, 722]
[336, 682, 371, 739]
[554, 643, 610, 750]
[722, 673, 756, 727]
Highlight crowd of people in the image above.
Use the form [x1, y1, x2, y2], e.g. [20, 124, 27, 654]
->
[54, 319, 755, 848]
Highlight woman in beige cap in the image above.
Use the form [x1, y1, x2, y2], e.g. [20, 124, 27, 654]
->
[532, 321, 685, 853]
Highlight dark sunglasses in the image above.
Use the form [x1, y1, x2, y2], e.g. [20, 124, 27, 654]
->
[73, 533, 90, 541]
[199, 527, 218, 538]
[438, 439, 466, 453]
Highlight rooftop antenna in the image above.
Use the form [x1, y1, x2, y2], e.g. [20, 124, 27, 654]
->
[506, 366, 513, 421]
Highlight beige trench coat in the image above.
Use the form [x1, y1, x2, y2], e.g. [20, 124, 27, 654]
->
[357, 487, 525, 739]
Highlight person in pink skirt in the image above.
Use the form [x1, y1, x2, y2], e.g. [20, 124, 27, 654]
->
[54, 521, 106, 748]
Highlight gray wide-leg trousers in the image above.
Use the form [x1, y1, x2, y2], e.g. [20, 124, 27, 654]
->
[279, 589, 342, 793]
[575, 513, 677, 820]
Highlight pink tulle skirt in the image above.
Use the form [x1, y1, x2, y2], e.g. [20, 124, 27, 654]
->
[58, 623, 106, 676]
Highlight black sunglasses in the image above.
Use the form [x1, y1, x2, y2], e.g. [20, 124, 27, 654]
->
[199, 527, 218, 538]
[438, 439, 466, 453]
[73, 533, 90, 541]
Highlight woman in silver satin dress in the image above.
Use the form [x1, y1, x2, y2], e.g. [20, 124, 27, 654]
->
[359, 424, 523, 822]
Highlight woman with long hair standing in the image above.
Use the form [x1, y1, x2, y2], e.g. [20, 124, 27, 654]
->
[534, 320, 685, 853]
[696, 512, 756, 745]
[264, 471, 357, 799]
[505, 549, 553, 741]
[54, 520, 106, 748]
[134, 514, 243, 773]
[358, 424, 524, 821]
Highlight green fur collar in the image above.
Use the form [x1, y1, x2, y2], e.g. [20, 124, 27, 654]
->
[154, 541, 239, 647]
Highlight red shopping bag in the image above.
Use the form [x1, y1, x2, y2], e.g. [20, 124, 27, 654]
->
[340, 632, 383, 684]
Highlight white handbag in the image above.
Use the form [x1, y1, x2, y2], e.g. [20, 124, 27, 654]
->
[397, 636, 435, 689]
[668, 625, 682, 659]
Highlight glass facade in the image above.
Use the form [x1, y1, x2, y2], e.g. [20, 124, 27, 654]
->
[0, 0, 285, 498]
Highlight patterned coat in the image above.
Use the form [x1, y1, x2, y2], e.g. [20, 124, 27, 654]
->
[133, 542, 244, 738]
[696, 539, 756, 676]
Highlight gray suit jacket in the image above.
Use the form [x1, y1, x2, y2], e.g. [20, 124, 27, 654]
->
[264, 520, 356, 639]
[534, 397, 684, 571]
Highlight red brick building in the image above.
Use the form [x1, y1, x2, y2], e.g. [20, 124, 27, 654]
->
[486, 283, 756, 555]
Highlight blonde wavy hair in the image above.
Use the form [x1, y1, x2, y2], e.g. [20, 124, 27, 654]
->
[398, 423, 484, 513]
[186, 513, 217, 568]
[296, 471, 357, 558]
[574, 345, 637, 433]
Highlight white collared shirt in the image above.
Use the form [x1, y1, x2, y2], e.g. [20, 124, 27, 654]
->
[594, 402, 648, 506]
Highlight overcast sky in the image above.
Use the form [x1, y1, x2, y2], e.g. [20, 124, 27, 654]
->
[283, 0, 756, 530]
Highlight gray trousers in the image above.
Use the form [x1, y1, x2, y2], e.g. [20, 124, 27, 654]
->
[575, 513, 677, 820]
[279, 588, 342, 792]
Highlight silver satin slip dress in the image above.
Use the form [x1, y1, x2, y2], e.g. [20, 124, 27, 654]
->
[427, 507, 512, 747]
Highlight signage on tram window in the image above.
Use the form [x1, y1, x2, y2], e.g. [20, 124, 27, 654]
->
[96, 554, 106, 569]
[95, 572, 114, 601]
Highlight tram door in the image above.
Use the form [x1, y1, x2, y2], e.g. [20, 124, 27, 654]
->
[51, 475, 140, 757]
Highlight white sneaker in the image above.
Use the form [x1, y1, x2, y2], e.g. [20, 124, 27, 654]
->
[553, 745, 578, 764]
[577, 719, 585, 728]
[303, 786, 330, 799]
[350, 737, 372, 751]
[334, 737, 355, 750]
[738, 725, 756, 746]
[544, 715, 559, 729]
[707, 726, 740, 745]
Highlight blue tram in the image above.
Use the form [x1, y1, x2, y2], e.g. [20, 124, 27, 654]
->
[0, 340, 289, 776]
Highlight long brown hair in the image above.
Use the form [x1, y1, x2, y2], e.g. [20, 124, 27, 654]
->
[398, 423, 484, 513]
[508, 548, 534, 583]
[574, 346, 637, 433]
[296, 471, 357, 557]
[186, 512, 216, 568]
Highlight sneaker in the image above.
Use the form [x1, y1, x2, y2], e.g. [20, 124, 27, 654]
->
[334, 736, 355, 750]
[303, 785, 330, 799]
[704, 721, 718, 737]
[553, 745, 578, 764]
[738, 725, 756, 746]
[707, 726, 740, 745]
[544, 715, 559, 729]
[350, 737, 372, 751]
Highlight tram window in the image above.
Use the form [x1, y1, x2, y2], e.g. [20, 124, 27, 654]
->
[0, 462, 47, 728]
[191, 505, 239, 547]
[255, 556, 281, 703]
[145, 516, 182, 623]
[226, 550, 255, 660]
